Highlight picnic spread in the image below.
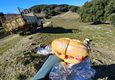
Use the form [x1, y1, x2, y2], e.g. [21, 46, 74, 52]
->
[33, 38, 96, 80]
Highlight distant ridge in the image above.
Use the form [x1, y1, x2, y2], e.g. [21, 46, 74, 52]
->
[29, 4, 80, 16]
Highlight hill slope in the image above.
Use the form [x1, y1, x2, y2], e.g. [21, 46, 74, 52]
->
[0, 11, 115, 80]
[53, 11, 80, 19]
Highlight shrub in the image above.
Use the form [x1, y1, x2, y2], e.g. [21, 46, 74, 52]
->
[110, 14, 115, 27]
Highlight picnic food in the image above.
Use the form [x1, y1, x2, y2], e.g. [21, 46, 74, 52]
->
[51, 38, 89, 64]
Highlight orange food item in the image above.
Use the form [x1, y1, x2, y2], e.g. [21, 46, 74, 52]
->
[51, 38, 89, 64]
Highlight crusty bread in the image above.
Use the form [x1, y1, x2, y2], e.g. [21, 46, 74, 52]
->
[66, 39, 88, 59]
[51, 38, 89, 64]
[51, 38, 70, 60]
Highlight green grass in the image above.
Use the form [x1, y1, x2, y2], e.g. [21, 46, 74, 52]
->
[0, 13, 115, 80]
[0, 13, 115, 55]
[1, 16, 114, 55]
[34, 17, 115, 51]
[0, 35, 23, 55]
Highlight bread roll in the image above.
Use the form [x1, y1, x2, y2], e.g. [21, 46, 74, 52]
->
[51, 38, 89, 64]
[51, 38, 70, 60]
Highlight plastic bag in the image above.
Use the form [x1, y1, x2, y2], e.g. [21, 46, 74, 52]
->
[36, 45, 51, 55]
[49, 56, 96, 80]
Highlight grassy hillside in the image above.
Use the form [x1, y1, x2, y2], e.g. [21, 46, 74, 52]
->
[0, 12, 115, 80]
[0, 35, 23, 55]
[34, 12, 115, 80]
[0, 26, 10, 39]
[36, 12, 115, 50]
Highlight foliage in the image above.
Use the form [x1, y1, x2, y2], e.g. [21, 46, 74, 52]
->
[105, 0, 115, 20]
[69, 6, 80, 12]
[29, 4, 79, 16]
[80, 0, 115, 24]
[110, 13, 115, 27]
[80, 2, 93, 22]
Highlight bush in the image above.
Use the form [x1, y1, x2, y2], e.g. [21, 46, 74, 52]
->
[30, 4, 79, 16]
[80, 0, 115, 24]
[110, 14, 115, 27]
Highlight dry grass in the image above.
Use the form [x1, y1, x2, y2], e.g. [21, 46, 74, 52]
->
[0, 35, 23, 55]
[53, 11, 80, 19]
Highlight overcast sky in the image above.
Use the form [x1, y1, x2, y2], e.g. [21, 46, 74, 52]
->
[0, 0, 90, 13]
